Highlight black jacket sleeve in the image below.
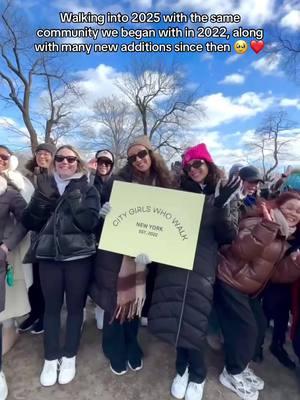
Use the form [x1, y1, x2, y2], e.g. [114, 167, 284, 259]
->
[22, 189, 55, 232]
[4, 191, 28, 250]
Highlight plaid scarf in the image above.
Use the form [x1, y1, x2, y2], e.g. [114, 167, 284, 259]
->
[112, 255, 147, 323]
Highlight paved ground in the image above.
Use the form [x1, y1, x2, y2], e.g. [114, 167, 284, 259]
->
[3, 309, 300, 400]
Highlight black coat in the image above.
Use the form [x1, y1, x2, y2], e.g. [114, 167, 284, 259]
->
[22, 174, 100, 261]
[148, 177, 238, 351]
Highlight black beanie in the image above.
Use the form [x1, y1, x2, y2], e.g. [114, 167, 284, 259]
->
[35, 143, 56, 155]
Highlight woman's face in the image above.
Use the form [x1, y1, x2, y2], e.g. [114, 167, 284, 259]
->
[97, 158, 112, 176]
[54, 148, 78, 179]
[127, 145, 152, 173]
[0, 147, 11, 173]
[186, 159, 209, 184]
[280, 199, 300, 227]
[35, 150, 52, 169]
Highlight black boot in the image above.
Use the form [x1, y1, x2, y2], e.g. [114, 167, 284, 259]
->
[269, 342, 296, 370]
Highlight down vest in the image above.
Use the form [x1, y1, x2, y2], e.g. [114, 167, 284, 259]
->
[148, 178, 238, 351]
[218, 216, 300, 295]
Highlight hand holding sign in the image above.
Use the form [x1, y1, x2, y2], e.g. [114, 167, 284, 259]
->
[99, 202, 112, 219]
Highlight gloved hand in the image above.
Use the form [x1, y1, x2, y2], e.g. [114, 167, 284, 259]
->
[214, 177, 241, 208]
[135, 253, 152, 265]
[36, 174, 59, 202]
[99, 202, 111, 219]
[67, 189, 82, 211]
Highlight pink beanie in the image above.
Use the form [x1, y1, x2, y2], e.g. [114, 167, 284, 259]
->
[183, 143, 213, 166]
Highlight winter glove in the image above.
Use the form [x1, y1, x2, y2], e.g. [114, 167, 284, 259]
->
[36, 174, 59, 202]
[135, 253, 152, 265]
[67, 189, 82, 211]
[99, 202, 111, 219]
[214, 177, 241, 208]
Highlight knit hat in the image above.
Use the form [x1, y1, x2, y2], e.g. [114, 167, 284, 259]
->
[95, 149, 114, 164]
[127, 135, 153, 154]
[35, 143, 56, 155]
[182, 143, 213, 167]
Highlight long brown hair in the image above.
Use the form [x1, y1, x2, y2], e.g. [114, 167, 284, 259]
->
[118, 149, 174, 188]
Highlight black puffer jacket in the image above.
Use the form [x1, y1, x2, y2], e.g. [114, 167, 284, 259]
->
[148, 177, 238, 351]
[22, 174, 100, 261]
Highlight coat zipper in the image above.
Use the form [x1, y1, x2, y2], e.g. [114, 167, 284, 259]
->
[175, 270, 190, 347]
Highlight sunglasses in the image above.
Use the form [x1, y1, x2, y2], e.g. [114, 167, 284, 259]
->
[184, 160, 206, 173]
[97, 158, 112, 167]
[0, 154, 10, 161]
[128, 149, 149, 164]
[54, 155, 77, 164]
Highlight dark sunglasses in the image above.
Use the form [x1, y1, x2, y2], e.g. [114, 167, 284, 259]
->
[0, 154, 10, 161]
[184, 159, 206, 173]
[97, 158, 112, 167]
[128, 149, 149, 164]
[54, 155, 77, 164]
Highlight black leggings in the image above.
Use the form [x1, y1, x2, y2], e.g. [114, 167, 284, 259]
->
[263, 283, 291, 345]
[215, 280, 267, 374]
[39, 258, 92, 360]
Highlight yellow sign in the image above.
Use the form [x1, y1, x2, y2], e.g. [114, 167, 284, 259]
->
[99, 181, 205, 270]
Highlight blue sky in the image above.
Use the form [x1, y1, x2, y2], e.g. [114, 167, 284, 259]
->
[0, 0, 299, 170]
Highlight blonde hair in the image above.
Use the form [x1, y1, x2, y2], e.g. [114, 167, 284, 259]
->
[51, 145, 88, 174]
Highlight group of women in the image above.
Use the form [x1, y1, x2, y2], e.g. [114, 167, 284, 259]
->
[0, 137, 300, 400]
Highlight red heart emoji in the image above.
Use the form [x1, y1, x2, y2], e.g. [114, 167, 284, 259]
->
[251, 40, 264, 54]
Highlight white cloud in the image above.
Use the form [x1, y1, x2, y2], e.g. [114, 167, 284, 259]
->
[193, 91, 274, 129]
[219, 73, 245, 85]
[225, 54, 241, 64]
[251, 54, 282, 76]
[280, 10, 300, 30]
[279, 98, 300, 109]
[202, 53, 214, 61]
[156, 0, 277, 26]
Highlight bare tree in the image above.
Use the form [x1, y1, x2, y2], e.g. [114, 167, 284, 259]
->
[84, 95, 141, 167]
[266, 30, 300, 83]
[246, 111, 298, 181]
[0, 1, 82, 152]
[115, 58, 204, 152]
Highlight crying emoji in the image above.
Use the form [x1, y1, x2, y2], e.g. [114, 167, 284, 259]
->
[234, 40, 248, 54]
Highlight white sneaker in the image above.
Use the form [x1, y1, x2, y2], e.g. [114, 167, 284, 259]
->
[219, 368, 259, 400]
[171, 368, 189, 399]
[95, 306, 104, 330]
[140, 317, 148, 327]
[185, 381, 205, 400]
[58, 356, 76, 385]
[40, 360, 58, 387]
[242, 366, 264, 391]
[0, 371, 8, 400]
